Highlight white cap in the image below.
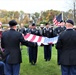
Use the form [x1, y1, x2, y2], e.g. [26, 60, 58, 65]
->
[40, 24, 44, 27]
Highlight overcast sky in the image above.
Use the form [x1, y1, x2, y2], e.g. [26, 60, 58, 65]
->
[0, 0, 74, 13]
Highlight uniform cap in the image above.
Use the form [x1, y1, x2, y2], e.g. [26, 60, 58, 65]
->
[40, 24, 44, 27]
[9, 20, 17, 26]
[32, 23, 36, 26]
[45, 23, 49, 26]
[66, 19, 74, 25]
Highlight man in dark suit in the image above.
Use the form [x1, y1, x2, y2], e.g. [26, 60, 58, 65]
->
[1, 20, 37, 75]
[56, 19, 76, 75]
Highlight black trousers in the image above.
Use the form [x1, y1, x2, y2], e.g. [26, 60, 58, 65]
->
[44, 44, 52, 61]
[0, 61, 5, 75]
[57, 49, 61, 65]
[61, 65, 76, 75]
[28, 46, 38, 64]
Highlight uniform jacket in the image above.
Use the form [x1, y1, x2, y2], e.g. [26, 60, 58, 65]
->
[30, 28, 40, 36]
[43, 28, 53, 38]
[56, 29, 76, 65]
[54, 26, 66, 36]
[19, 27, 26, 35]
[1, 29, 35, 64]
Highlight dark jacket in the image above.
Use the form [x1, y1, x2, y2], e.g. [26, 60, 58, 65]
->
[30, 28, 40, 36]
[56, 29, 76, 65]
[43, 28, 53, 38]
[1, 29, 36, 64]
[54, 26, 66, 36]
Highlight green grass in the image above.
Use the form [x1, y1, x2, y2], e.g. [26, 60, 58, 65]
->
[20, 46, 61, 75]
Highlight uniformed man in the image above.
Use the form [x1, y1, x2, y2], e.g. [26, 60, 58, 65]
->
[1, 20, 37, 75]
[54, 20, 66, 36]
[54, 20, 66, 64]
[19, 23, 26, 35]
[28, 23, 40, 65]
[43, 23, 53, 61]
[25, 24, 32, 34]
[19, 23, 27, 50]
[25, 24, 32, 55]
[56, 19, 76, 75]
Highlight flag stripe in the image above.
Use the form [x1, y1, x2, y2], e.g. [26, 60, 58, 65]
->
[26, 34, 33, 41]
[37, 36, 42, 42]
[33, 36, 39, 42]
[24, 33, 30, 39]
[30, 35, 36, 42]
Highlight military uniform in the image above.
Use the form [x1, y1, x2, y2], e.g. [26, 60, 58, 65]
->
[54, 25, 66, 64]
[43, 24, 53, 61]
[54, 26, 66, 36]
[1, 20, 36, 75]
[56, 20, 76, 75]
[28, 23, 40, 65]
[19, 27, 26, 35]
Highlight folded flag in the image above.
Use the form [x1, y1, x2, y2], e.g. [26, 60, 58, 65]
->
[24, 33, 58, 46]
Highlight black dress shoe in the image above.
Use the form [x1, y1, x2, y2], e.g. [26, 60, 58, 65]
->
[31, 62, 35, 65]
[33, 62, 36, 65]
[47, 59, 50, 61]
[45, 59, 47, 61]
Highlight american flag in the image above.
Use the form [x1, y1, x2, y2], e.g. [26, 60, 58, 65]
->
[24, 33, 58, 46]
[53, 13, 62, 26]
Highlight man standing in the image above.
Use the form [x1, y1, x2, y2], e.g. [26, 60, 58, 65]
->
[54, 20, 66, 36]
[54, 20, 66, 64]
[43, 23, 53, 61]
[1, 20, 37, 75]
[28, 23, 40, 65]
[56, 19, 76, 75]
[19, 23, 26, 35]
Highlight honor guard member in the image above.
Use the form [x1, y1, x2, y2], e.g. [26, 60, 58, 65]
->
[1, 20, 37, 75]
[28, 23, 40, 65]
[54, 20, 66, 36]
[19, 23, 26, 35]
[54, 20, 66, 64]
[56, 19, 76, 75]
[25, 24, 32, 55]
[25, 24, 32, 34]
[43, 23, 53, 61]
[19, 23, 27, 50]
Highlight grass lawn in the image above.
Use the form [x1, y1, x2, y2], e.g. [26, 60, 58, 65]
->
[20, 46, 61, 75]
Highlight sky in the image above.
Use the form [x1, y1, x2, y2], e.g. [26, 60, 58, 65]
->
[0, 0, 74, 13]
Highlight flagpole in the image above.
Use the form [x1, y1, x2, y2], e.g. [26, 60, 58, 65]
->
[62, 11, 63, 20]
